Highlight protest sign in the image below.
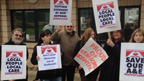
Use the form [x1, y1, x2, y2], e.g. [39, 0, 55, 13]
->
[1, 45, 26, 80]
[74, 38, 109, 76]
[120, 43, 144, 81]
[37, 45, 62, 71]
[92, 0, 121, 34]
[50, 0, 72, 25]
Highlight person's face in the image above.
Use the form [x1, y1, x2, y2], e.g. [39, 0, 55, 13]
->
[65, 23, 74, 33]
[42, 34, 51, 44]
[134, 32, 144, 43]
[113, 31, 122, 41]
[12, 31, 23, 44]
[90, 31, 95, 40]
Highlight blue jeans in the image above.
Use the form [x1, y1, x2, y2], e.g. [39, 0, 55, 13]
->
[40, 76, 62, 81]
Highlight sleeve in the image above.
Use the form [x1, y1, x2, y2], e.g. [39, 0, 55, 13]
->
[31, 46, 38, 65]
[103, 43, 111, 52]
[73, 40, 81, 68]
[51, 31, 60, 44]
[27, 48, 29, 60]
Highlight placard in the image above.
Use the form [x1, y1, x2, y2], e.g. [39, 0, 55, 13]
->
[74, 38, 108, 76]
[120, 43, 144, 81]
[37, 45, 62, 71]
[92, 0, 121, 34]
[50, 0, 72, 25]
[1, 45, 26, 80]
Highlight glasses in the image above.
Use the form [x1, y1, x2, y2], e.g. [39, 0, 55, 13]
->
[66, 25, 73, 28]
[14, 34, 23, 37]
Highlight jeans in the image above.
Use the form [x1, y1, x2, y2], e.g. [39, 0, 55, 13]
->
[40, 76, 62, 81]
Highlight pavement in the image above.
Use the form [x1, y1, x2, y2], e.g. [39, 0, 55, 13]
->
[0, 66, 81, 81]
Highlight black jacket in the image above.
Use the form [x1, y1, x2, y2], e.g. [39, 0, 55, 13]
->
[31, 44, 62, 79]
[99, 41, 121, 81]
[73, 40, 101, 81]
[0, 39, 29, 81]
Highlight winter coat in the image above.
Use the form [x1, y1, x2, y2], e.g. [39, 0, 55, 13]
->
[31, 44, 62, 79]
[73, 40, 101, 81]
[99, 41, 121, 81]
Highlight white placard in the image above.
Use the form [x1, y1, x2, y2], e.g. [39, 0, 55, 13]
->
[37, 45, 62, 71]
[74, 38, 109, 76]
[1, 45, 26, 80]
[50, 0, 72, 25]
[120, 43, 144, 81]
[92, 0, 121, 34]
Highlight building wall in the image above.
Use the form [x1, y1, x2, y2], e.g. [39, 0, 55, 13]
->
[77, 0, 141, 8]
[0, 0, 11, 45]
[0, 0, 143, 67]
[0, 0, 1, 44]
[141, 0, 144, 30]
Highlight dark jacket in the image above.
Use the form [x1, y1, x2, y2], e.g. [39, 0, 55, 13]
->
[31, 44, 62, 79]
[73, 40, 101, 81]
[99, 41, 121, 81]
[0, 39, 29, 81]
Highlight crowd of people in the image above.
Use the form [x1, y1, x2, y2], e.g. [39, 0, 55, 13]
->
[0, 23, 144, 81]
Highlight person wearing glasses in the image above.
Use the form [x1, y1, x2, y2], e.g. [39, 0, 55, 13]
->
[51, 23, 80, 81]
[0, 28, 29, 81]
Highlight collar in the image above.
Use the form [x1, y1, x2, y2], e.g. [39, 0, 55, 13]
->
[66, 31, 75, 36]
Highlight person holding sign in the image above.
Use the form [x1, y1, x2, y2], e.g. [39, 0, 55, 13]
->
[73, 28, 101, 81]
[31, 30, 62, 81]
[129, 28, 144, 43]
[51, 23, 80, 81]
[99, 30, 125, 81]
[0, 28, 29, 81]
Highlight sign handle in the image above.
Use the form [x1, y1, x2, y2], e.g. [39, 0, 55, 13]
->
[108, 32, 111, 39]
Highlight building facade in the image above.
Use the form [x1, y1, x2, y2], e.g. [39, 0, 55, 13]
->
[0, 0, 144, 55]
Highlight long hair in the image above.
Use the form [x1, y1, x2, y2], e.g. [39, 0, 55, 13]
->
[129, 28, 144, 43]
[37, 30, 52, 45]
[81, 27, 96, 43]
[111, 30, 125, 42]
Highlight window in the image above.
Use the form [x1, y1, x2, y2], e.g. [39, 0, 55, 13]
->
[78, 9, 108, 43]
[119, 6, 140, 42]
[79, 6, 140, 43]
[11, 10, 52, 42]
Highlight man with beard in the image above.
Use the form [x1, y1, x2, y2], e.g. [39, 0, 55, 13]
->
[0, 28, 29, 81]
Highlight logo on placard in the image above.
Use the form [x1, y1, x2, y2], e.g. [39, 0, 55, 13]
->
[41, 47, 57, 54]
[54, 0, 69, 5]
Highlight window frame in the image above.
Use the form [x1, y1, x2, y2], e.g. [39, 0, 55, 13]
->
[11, 9, 50, 43]
[78, 6, 141, 43]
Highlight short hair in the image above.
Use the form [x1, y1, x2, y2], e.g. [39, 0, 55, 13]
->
[12, 28, 24, 36]
[37, 29, 52, 45]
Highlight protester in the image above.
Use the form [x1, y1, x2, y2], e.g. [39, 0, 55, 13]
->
[73, 27, 101, 81]
[51, 23, 80, 81]
[129, 28, 144, 43]
[0, 28, 29, 81]
[31, 30, 62, 81]
[99, 30, 125, 81]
